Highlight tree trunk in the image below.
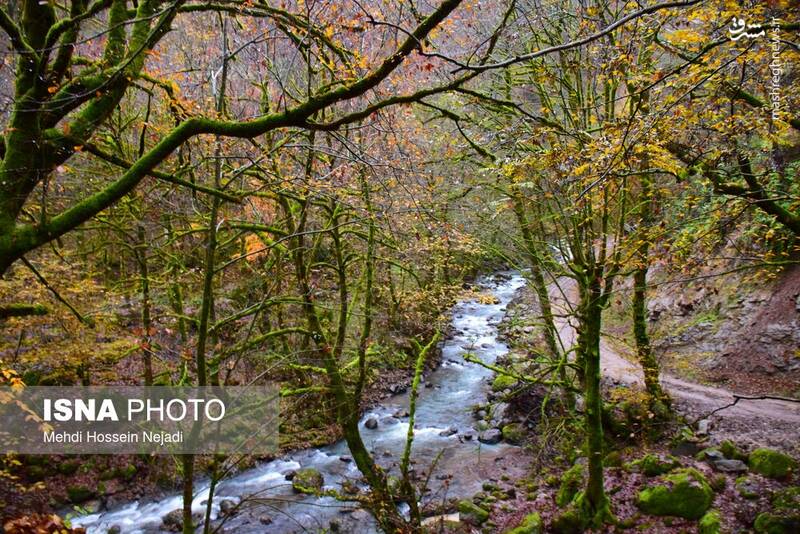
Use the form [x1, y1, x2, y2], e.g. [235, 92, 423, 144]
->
[576, 275, 612, 526]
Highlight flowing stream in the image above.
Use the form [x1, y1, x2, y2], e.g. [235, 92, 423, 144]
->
[73, 272, 526, 533]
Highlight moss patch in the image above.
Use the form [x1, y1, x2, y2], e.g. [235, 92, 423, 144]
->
[504, 512, 542, 534]
[555, 463, 586, 507]
[699, 510, 722, 534]
[291, 468, 324, 493]
[501, 423, 526, 445]
[458, 499, 489, 525]
[628, 453, 680, 476]
[492, 373, 517, 392]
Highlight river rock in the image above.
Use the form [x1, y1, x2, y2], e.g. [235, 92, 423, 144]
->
[283, 469, 296, 480]
[697, 419, 710, 436]
[478, 429, 502, 444]
[219, 499, 236, 516]
[439, 426, 458, 437]
[393, 409, 410, 418]
[82, 499, 103, 514]
[259, 515, 273, 525]
[292, 468, 324, 493]
[364, 417, 378, 429]
[339, 455, 353, 463]
[380, 416, 399, 426]
[162, 510, 184, 532]
[712, 459, 748, 473]
[108, 526, 121, 534]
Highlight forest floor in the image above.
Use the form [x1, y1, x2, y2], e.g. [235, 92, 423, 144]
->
[474, 276, 800, 534]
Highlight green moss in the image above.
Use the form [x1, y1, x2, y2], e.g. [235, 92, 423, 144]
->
[754, 512, 800, 534]
[457, 499, 489, 525]
[502, 423, 526, 445]
[117, 463, 137, 480]
[66, 485, 95, 503]
[291, 468, 324, 493]
[719, 439, 748, 462]
[492, 373, 517, 392]
[709, 474, 727, 493]
[772, 486, 800, 511]
[635, 468, 714, 519]
[555, 463, 586, 507]
[699, 510, 722, 534]
[504, 512, 542, 534]
[604, 451, 623, 468]
[551, 502, 588, 534]
[629, 453, 680, 476]
[749, 448, 797, 479]
[58, 460, 80, 476]
[735, 476, 759, 499]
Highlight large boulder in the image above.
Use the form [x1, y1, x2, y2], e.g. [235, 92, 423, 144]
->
[292, 468, 324, 493]
[636, 468, 714, 519]
[749, 448, 797, 479]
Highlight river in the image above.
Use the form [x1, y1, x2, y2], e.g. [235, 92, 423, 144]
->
[73, 272, 526, 533]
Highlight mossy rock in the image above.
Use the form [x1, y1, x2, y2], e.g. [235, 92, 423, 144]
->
[501, 423, 526, 445]
[719, 440, 749, 462]
[699, 510, 722, 534]
[772, 486, 800, 511]
[709, 474, 727, 493]
[749, 449, 797, 480]
[550, 502, 588, 534]
[754, 512, 800, 534]
[735, 476, 760, 499]
[492, 374, 517, 392]
[457, 499, 489, 525]
[504, 512, 542, 534]
[291, 468, 324, 493]
[695, 447, 724, 463]
[117, 464, 137, 481]
[27, 465, 47, 481]
[555, 463, 586, 507]
[636, 468, 714, 519]
[58, 460, 80, 476]
[604, 451, 623, 468]
[628, 453, 680, 476]
[66, 485, 96, 503]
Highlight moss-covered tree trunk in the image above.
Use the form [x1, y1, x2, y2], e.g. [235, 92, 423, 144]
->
[576, 273, 613, 526]
[135, 223, 153, 386]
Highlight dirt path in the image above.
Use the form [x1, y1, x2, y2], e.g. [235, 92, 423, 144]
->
[549, 279, 800, 453]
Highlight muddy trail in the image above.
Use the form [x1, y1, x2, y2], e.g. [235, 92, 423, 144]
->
[549, 278, 800, 453]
